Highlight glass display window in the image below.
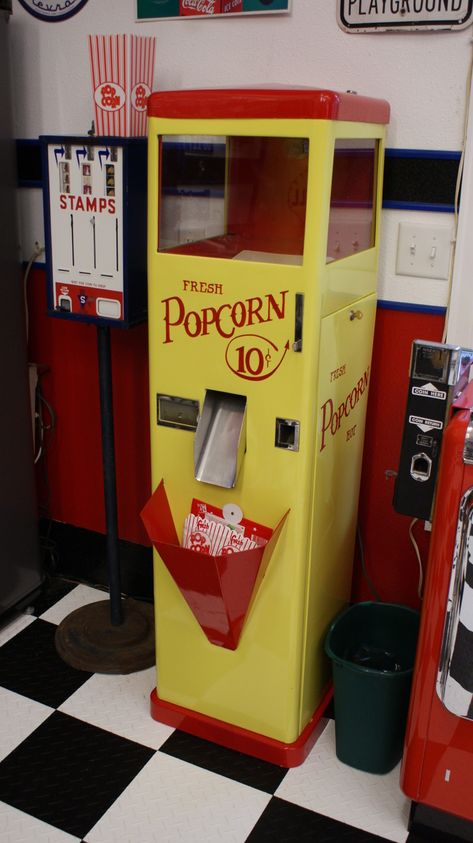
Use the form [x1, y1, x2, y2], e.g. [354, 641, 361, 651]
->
[158, 134, 309, 264]
[326, 139, 378, 263]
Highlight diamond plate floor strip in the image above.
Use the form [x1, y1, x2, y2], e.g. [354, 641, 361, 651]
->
[59, 667, 173, 750]
[0, 800, 80, 842]
[160, 729, 288, 793]
[87, 749, 271, 843]
[0, 711, 155, 839]
[276, 721, 410, 842]
[0, 577, 421, 843]
[246, 796, 391, 842]
[0, 687, 53, 763]
[0, 618, 92, 708]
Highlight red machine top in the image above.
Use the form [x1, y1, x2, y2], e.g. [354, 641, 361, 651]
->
[147, 88, 390, 124]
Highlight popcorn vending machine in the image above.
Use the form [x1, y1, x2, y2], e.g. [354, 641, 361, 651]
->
[142, 88, 390, 764]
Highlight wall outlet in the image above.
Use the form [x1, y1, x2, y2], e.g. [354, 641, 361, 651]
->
[396, 221, 453, 280]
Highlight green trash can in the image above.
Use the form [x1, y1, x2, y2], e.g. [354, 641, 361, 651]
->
[325, 601, 419, 775]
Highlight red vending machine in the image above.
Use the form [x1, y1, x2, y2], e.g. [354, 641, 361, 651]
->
[401, 370, 473, 840]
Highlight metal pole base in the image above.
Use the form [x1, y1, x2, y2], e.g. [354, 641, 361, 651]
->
[54, 598, 155, 674]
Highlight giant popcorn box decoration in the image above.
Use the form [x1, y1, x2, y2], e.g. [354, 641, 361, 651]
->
[141, 481, 288, 650]
[88, 34, 156, 136]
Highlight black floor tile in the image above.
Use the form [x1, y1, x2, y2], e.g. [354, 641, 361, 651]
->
[0, 710, 155, 839]
[31, 575, 78, 617]
[0, 617, 92, 707]
[160, 729, 288, 793]
[246, 797, 389, 842]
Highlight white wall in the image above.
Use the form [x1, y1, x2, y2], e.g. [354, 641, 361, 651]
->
[8, 0, 473, 306]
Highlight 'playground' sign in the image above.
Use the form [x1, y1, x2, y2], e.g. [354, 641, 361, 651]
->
[338, 0, 473, 32]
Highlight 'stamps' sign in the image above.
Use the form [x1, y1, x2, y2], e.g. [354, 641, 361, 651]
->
[338, 0, 473, 32]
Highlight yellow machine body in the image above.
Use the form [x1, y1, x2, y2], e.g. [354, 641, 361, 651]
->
[146, 93, 387, 746]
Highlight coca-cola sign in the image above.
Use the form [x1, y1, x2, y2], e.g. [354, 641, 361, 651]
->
[180, 0, 223, 14]
[137, 0, 291, 21]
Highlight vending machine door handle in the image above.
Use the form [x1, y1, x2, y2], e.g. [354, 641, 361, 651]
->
[349, 309, 363, 321]
[293, 293, 304, 352]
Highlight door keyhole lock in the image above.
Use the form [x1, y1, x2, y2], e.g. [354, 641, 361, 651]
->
[349, 309, 363, 321]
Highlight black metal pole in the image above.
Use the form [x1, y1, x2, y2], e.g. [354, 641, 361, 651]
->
[97, 325, 123, 625]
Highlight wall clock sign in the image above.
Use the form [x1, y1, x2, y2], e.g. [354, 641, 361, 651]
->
[17, 0, 90, 21]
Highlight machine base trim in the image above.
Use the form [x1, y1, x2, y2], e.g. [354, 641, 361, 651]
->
[150, 685, 332, 767]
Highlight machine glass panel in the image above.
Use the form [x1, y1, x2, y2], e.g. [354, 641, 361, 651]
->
[158, 134, 309, 263]
[437, 484, 473, 720]
[326, 139, 378, 263]
[413, 345, 451, 382]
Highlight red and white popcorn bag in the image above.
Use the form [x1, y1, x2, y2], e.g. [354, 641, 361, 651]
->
[182, 499, 271, 556]
[88, 34, 156, 136]
[182, 513, 213, 554]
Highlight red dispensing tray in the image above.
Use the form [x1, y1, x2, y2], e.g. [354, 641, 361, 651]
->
[141, 480, 289, 650]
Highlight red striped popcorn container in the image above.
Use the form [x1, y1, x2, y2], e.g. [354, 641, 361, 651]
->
[88, 34, 156, 136]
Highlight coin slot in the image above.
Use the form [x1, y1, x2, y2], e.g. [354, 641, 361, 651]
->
[410, 452, 432, 482]
[157, 395, 199, 431]
[275, 418, 300, 451]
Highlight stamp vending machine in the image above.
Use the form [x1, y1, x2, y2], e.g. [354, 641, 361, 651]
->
[142, 88, 390, 764]
[41, 135, 154, 671]
[42, 135, 147, 327]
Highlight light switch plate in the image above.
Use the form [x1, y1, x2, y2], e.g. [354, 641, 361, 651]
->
[396, 221, 453, 280]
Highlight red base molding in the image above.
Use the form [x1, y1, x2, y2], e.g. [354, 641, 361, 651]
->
[150, 684, 332, 767]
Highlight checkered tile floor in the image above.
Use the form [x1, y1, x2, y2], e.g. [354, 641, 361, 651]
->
[0, 579, 421, 842]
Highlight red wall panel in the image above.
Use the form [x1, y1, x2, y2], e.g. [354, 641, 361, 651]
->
[353, 306, 444, 608]
[28, 266, 151, 545]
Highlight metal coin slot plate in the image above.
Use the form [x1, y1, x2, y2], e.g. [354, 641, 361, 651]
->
[275, 418, 300, 451]
[194, 389, 247, 489]
[157, 394, 199, 431]
[410, 452, 432, 482]
[393, 340, 473, 521]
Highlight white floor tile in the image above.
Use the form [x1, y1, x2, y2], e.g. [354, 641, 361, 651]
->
[58, 667, 173, 750]
[0, 801, 80, 842]
[276, 720, 410, 843]
[0, 613, 35, 647]
[39, 584, 108, 625]
[0, 687, 53, 763]
[87, 751, 271, 843]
